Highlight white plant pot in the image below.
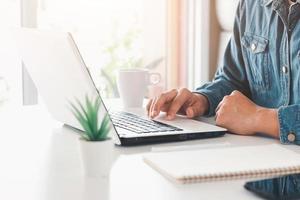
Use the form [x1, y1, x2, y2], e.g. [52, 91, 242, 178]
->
[79, 138, 117, 178]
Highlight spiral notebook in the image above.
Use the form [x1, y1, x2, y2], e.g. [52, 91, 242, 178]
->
[143, 144, 300, 184]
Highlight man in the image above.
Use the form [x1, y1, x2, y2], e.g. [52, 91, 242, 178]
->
[147, 0, 300, 145]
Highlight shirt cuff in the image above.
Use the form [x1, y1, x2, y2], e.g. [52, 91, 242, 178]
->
[278, 105, 300, 145]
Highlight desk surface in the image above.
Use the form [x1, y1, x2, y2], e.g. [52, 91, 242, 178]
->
[1, 100, 299, 200]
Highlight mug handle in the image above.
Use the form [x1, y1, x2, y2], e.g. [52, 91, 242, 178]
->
[148, 73, 161, 85]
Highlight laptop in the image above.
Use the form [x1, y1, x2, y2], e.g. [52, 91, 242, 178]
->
[13, 28, 227, 146]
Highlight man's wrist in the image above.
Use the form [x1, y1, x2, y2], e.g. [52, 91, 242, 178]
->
[255, 107, 280, 138]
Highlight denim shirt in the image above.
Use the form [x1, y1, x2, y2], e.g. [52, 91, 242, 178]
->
[195, 0, 300, 145]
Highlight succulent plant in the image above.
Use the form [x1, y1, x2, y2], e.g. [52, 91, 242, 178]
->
[70, 95, 111, 141]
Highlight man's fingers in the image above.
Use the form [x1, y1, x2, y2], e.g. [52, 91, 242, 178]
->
[215, 95, 228, 113]
[184, 94, 208, 118]
[149, 100, 170, 117]
[146, 98, 153, 116]
[150, 97, 158, 118]
[167, 88, 191, 120]
[160, 103, 171, 112]
[215, 102, 222, 114]
[185, 107, 195, 118]
[185, 103, 201, 118]
[151, 89, 178, 118]
[215, 110, 219, 122]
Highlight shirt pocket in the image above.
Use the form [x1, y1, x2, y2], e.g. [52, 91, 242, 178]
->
[241, 33, 270, 90]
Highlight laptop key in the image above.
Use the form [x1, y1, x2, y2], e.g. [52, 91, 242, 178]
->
[110, 111, 183, 134]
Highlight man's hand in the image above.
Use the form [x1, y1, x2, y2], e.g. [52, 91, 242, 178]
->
[215, 90, 279, 137]
[146, 88, 209, 120]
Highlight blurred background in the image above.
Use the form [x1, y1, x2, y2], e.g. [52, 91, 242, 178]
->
[0, 0, 238, 107]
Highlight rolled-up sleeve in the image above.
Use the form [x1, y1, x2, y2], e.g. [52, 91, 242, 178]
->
[278, 105, 300, 145]
[194, 0, 251, 117]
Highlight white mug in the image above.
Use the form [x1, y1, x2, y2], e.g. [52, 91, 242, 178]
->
[117, 69, 161, 108]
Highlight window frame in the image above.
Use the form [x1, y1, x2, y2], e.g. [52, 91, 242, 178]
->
[167, 0, 211, 89]
[188, 0, 211, 89]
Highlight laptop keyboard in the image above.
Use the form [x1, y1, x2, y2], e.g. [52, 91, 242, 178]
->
[109, 111, 183, 134]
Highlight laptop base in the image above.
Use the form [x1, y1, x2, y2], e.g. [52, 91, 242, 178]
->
[119, 131, 226, 146]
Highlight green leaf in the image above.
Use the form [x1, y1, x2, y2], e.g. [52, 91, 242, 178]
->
[85, 95, 98, 136]
[70, 101, 94, 140]
[69, 95, 110, 141]
[96, 113, 111, 140]
[74, 98, 88, 120]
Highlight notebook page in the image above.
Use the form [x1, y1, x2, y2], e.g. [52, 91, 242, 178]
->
[143, 144, 300, 183]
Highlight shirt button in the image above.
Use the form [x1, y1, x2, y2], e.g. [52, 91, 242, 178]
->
[287, 133, 296, 142]
[251, 43, 257, 51]
[282, 66, 288, 74]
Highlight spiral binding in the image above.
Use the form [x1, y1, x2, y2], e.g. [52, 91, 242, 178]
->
[180, 166, 300, 184]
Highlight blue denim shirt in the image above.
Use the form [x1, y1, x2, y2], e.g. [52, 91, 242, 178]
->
[196, 0, 300, 145]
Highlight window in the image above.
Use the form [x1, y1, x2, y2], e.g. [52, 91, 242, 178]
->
[164, 0, 210, 90]
[0, 0, 209, 107]
[37, 0, 167, 99]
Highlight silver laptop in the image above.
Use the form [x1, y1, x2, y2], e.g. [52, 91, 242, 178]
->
[13, 28, 226, 146]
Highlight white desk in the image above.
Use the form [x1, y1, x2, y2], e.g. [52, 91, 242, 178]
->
[1, 100, 299, 200]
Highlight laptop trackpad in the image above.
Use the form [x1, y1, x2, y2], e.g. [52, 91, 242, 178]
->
[154, 113, 226, 132]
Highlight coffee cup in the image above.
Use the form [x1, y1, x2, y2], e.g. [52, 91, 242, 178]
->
[117, 69, 161, 108]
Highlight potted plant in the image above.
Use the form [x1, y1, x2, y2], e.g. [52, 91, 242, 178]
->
[70, 95, 116, 178]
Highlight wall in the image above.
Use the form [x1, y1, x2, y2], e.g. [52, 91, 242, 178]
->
[208, 0, 239, 81]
